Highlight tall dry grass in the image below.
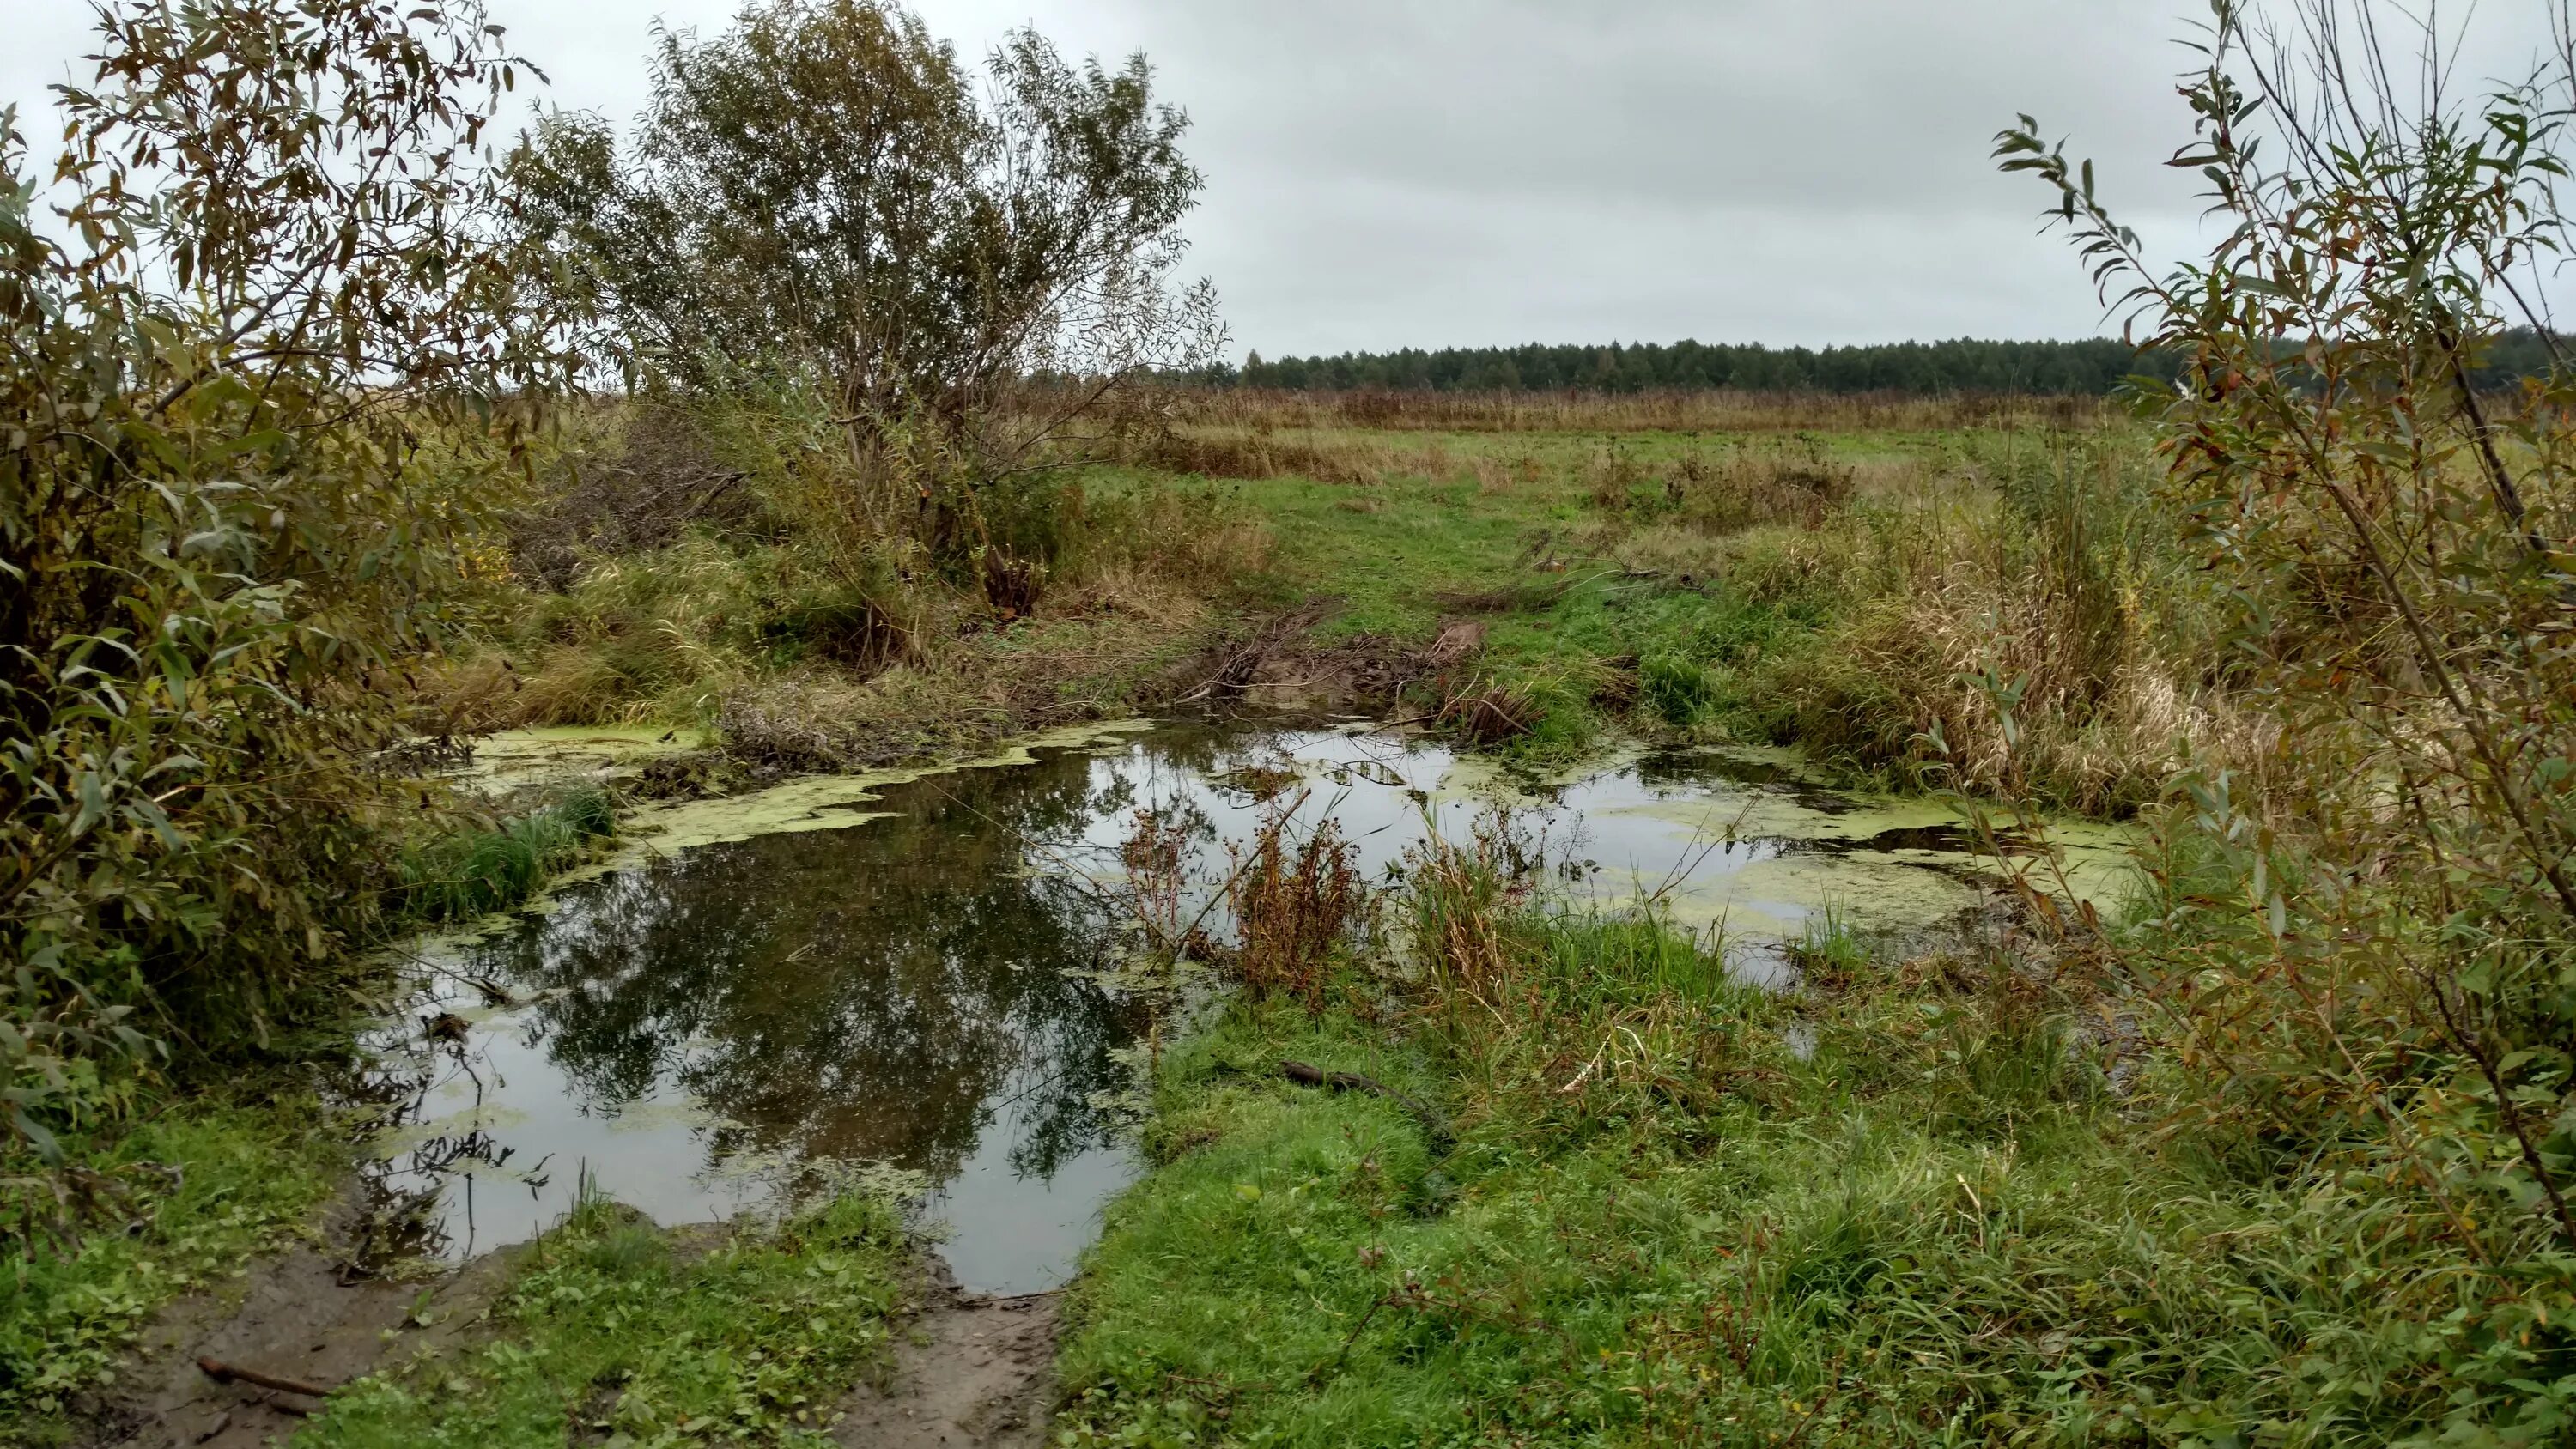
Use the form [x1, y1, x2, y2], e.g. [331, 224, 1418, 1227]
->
[1557, 427, 2236, 815]
[1759, 435, 2240, 814]
[436, 395, 1274, 751]
[1225, 809, 1368, 1011]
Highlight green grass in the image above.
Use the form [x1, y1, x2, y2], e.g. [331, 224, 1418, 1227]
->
[1177, 429, 1927, 768]
[1058, 905, 2565, 1446]
[1228, 470, 1578, 641]
[302, 1189, 906, 1448]
[397, 785, 617, 923]
[1, 1094, 347, 1434]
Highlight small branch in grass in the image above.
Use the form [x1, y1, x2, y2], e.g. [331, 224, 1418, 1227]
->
[1277, 1059, 1450, 1148]
[1305, 1288, 1398, 1386]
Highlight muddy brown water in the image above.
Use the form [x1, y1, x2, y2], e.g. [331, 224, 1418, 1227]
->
[364, 718, 2135, 1292]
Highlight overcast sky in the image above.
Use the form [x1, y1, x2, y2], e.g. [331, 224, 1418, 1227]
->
[3, 1, 2562, 356]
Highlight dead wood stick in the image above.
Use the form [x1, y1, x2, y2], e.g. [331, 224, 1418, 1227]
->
[1278, 1059, 1448, 1141]
[197, 1356, 333, 1400]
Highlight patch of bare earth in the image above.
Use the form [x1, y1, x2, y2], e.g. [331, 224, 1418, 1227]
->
[833, 1259, 1059, 1449]
[64, 1191, 519, 1449]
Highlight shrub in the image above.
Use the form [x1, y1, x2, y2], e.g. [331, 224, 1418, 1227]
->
[2003, 0, 2576, 1432]
[0, 1, 574, 1157]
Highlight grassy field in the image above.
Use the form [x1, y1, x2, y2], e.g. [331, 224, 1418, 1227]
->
[447, 395, 2196, 808]
[1113, 409, 2196, 811]
[9, 391, 2563, 1447]
[15, 392, 2512, 1447]
[1054, 852, 2565, 1447]
[9, 393, 2236, 1441]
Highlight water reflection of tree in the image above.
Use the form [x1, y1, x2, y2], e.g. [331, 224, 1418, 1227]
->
[451, 746, 1161, 1187]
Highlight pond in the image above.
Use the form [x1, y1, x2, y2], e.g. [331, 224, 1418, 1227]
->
[365, 718, 2133, 1293]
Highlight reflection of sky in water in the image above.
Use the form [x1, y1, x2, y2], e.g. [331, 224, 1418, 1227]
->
[368, 720, 2131, 1292]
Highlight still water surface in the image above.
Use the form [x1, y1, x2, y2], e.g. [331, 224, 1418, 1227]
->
[369, 718, 2129, 1292]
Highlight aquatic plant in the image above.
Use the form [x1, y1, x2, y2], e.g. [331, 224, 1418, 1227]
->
[397, 789, 619, 925]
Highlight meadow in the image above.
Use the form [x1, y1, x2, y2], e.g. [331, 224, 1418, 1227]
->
[8, 385, 2201, 1438]
[443, 385, 2206, 818]
[11, 371, 2568, 1446]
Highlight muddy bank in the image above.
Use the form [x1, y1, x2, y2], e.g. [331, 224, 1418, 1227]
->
[833, 1260, 1060, 1449]
[67, 1201, 1043, 1449]
[61, 1188, 523, 1449]
[683, 600, 1432, 776]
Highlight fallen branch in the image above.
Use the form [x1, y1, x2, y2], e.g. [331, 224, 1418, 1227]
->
[197, 1356, 334, 1401]
[1278, 1059, 1451, 1149]
[1305, 1287, 1400, 1386]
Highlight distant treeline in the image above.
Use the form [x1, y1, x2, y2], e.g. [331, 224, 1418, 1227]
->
[1204, 330, 2564, 396]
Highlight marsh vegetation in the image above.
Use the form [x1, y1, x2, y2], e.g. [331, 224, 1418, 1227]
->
[3, 0, 2574, 1444]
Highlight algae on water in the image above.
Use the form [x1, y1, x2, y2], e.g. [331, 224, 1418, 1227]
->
[608, 718, 1159, 858]
[453, 724, 713, 795]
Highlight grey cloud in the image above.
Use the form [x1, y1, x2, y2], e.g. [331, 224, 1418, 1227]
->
[1147, 1, 2200, 211]
[7, 0, 2563, 355]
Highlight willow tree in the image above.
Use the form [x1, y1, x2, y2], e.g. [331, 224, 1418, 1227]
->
[2004, 2, 2576, 1432]
[3, 0, 574, 1164]
[511, 0, 1222, 571]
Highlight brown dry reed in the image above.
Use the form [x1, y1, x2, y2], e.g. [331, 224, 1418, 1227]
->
[1224, 806, 1367, 1011]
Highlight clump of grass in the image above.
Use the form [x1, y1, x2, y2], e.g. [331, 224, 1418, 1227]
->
[398, 786, 617, 924]
[1638, 652, 1716, 727]
[302, 1188, 904, 1447]
[1437, 677, 1539, 745]
[1061, 876, 1799, 1445]
[1785, 906, 1869, 987]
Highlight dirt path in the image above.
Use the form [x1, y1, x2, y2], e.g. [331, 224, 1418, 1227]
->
[833, 1261, 1060, 1449]
[77, 1228, 1064, 1449]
